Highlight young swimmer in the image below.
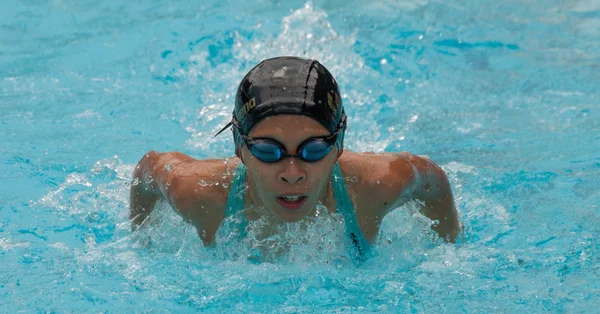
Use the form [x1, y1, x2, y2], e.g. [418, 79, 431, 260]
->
[130, 56, 460, 262]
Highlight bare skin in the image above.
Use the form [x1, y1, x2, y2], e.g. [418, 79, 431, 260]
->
[130, 115, 460, 246]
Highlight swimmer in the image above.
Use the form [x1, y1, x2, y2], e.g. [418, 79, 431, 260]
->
[130, 56, 460, 262]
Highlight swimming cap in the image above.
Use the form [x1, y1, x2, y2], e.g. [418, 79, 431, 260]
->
[216, 56, 346, 137]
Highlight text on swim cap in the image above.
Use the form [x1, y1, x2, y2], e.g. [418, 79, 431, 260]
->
[327, 92, 341, 111]
[240, 97, 256, 117]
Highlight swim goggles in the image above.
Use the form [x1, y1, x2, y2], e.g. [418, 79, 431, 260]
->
[235, 116, 345, 163]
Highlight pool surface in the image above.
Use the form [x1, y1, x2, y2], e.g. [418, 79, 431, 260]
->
[1, 0, 599, 312]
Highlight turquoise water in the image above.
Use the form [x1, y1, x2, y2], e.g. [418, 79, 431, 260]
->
[1, 0, 599, 312]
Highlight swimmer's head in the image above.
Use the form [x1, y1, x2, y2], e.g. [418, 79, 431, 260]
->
[216, 56, 347, 222]
[216, 56, 346, 157]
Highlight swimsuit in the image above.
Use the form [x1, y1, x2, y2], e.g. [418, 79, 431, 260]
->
[224, 162, 371, 264]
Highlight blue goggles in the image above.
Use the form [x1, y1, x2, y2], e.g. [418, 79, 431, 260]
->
[217, 114, 346, 163]
[239, 131, 340, 163]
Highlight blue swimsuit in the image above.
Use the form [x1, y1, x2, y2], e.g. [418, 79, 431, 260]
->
[224, 162, 371, 264]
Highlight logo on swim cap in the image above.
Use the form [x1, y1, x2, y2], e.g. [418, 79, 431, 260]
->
[239, 97, 256, 118]
[327, 91, 340, 111]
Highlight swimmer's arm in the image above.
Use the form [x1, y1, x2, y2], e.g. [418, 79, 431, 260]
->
[129, 151, 195, 230]
[129, 151, 226, 245]
[386, 154, 461, 242]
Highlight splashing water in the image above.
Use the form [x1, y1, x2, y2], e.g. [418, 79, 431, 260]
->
[1, 0, 599, 312]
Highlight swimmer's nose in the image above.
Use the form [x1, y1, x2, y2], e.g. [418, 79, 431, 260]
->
[278, 160, 306, 184]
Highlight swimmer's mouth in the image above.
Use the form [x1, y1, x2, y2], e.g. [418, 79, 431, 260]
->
[276, 195, 307, 210]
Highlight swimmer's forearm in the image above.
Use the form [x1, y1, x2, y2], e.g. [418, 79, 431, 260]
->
[421, 184, 460, 242]
[410, 158, 460, 242]
[130, 185, 159, 229]
[129, 151, 162, 230]
[422, 174, 460, 242]
[129, 151, 198, 230]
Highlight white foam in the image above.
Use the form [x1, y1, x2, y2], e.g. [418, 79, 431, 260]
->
[73, 109, 101, 119]
[0, 238, 30, 250]
[443, 161, 478, 175]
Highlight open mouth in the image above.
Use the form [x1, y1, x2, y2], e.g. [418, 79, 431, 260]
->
[276, 196, 307, 210]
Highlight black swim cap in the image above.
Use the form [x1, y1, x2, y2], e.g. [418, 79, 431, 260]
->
[216, 56, 346, 138]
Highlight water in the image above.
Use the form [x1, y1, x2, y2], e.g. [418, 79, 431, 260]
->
[1, 0, 599, 312]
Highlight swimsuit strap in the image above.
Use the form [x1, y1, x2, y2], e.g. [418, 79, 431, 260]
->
[225, 162, 248, 237]
[331, 162, 371, 264]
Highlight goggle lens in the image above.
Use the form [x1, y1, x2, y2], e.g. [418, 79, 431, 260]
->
[250, 144, 282, 163]
[301, 141, 333, 162]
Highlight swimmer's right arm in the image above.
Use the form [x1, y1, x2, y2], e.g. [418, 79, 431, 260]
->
[129, 151, 227, 245]
[129, 151, 195, 230]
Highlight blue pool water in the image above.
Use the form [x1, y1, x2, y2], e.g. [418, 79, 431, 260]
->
[1, 0, 599, 312]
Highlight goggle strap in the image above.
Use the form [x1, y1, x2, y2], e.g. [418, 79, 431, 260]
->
[214, 121, 233, 137]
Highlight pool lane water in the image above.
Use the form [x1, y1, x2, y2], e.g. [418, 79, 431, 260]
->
[1, 0, 599, 312]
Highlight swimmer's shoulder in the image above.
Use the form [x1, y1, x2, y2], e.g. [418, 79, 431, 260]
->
[167, 155, 240, 210]
[337, 151, 419, 212]
[337, 151, 416, 185]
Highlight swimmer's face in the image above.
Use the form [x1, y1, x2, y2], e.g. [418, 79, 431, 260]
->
[241, 115, 338, 222]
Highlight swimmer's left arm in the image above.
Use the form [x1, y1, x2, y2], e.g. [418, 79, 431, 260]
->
[384, 153, 461, 242]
